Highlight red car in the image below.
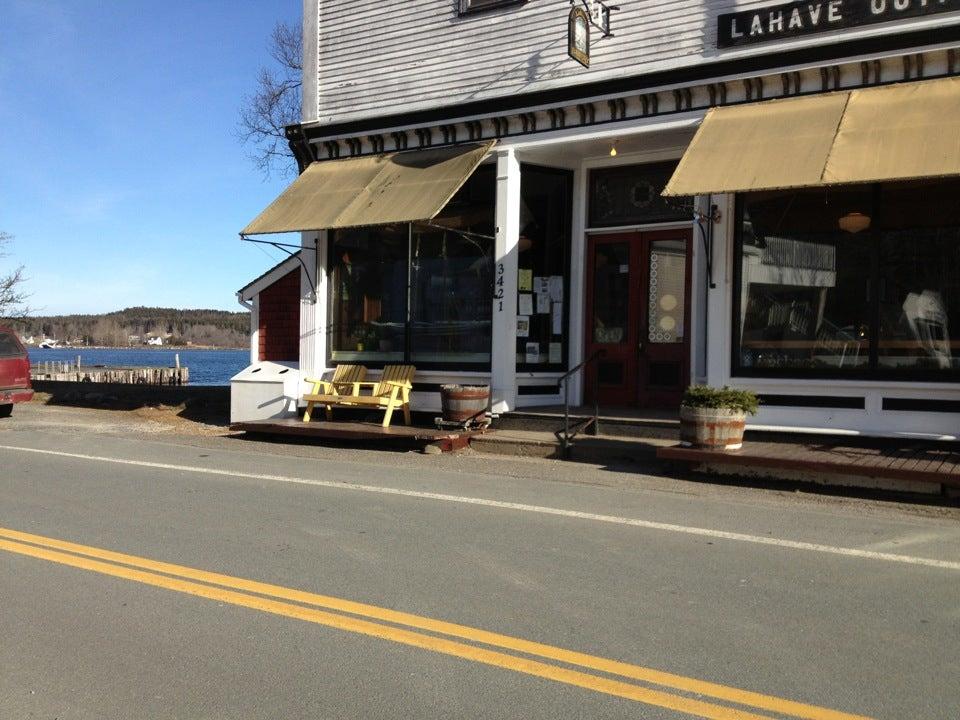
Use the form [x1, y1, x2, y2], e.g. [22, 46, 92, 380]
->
[0, 326, 33, 417]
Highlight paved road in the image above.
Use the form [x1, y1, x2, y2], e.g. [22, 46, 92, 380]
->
[1, 405, 958, 719]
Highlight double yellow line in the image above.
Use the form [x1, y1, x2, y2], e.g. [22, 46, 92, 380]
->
[0, 526, 870, 720]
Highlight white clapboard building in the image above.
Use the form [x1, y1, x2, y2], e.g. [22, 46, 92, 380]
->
[236, 0, 960, 439]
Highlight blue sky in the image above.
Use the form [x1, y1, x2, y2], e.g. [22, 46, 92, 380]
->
[0, 1, 302, 315]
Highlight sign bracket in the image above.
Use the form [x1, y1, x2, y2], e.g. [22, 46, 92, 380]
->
[569, 0, 618, 37]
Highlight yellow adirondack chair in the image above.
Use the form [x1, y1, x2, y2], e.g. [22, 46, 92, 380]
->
[302, 365, 415, 427]
[302, 364, 367, 422]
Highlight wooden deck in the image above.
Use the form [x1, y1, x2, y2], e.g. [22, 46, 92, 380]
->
[230, 419, 477, 451]
[658, 440, 960, 487]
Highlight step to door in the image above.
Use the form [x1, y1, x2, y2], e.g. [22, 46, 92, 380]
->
[492, 411, 678, 440]
[470, 430, 675, 465]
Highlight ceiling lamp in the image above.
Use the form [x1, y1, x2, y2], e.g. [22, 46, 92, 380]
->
[839, 211, 871, 234]
[609, 142, 618, 157]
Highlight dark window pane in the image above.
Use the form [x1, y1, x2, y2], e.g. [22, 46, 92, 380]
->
[876, 182, 960, 371]
[410, 227, 493, 364]
[412, 165, 496, 364]
[592, 243, 629, 344]
[648, 361, 680, 387]
[459, 0, 524, 14]
[0, 332, 22, 357]
[737, 187, 873, 371]
[597, 360, 624, 386]
[589, 162, 692, 228]
[329, 225, 408, 363]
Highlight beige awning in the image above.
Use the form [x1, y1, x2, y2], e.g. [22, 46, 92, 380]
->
[241, 142, 494, 235]
[824, 77, 960, 184]
[662, 93, 849, 196]
[663, 76, 960, 196]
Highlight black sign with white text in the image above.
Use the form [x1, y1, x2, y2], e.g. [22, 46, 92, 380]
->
[718, 0, 960, 48]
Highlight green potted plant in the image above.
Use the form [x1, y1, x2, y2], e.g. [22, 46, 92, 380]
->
[354, 325, 379, 352]
[679, 386, 759, 451]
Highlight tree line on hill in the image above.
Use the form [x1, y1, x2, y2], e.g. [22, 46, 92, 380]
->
[10, 307, 250, 348]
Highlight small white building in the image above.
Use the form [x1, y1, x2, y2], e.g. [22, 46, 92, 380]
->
[237, 0, 960, 440]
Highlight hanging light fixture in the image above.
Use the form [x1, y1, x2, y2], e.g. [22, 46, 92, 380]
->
[609, 141, 618, 157]
[838, 211, 871, 234]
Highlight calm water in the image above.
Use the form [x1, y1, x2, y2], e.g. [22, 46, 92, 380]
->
[29, 348, 250, 386]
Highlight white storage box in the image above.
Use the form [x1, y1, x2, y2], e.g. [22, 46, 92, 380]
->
[230, 361, 301, 423]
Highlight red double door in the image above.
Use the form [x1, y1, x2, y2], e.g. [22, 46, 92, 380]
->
[584, 229, 692, 408]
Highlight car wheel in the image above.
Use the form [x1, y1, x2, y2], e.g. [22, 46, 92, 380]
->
[0, 404, 11, 418]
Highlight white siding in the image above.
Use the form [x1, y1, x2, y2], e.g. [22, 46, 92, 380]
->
[313, 0, 960, 124]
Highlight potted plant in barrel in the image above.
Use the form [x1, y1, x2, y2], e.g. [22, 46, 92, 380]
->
[679, 386, 759, 451]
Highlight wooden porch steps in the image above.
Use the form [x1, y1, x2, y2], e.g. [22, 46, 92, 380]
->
[658, 440, 960, 488]
[230, 419, 478, 452]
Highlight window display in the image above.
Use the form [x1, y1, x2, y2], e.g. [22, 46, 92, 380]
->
[516, 166, 572, 370]
[329, 165, 495, 369]
[734, 179, 960, 379]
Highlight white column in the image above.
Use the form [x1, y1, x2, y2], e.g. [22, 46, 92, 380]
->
[299, 230, 325, 378]
[567, 165, 588, 404]
[490, 149, 521, 414]
[249, 295, 260, 364]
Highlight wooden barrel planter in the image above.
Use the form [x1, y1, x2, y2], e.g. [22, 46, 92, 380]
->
[679, 406, 746, 450]
[440, 385, 490, 424]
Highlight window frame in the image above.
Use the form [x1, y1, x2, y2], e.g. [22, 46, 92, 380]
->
[458, 0, 527, 16]
[730, 188, 960, 383]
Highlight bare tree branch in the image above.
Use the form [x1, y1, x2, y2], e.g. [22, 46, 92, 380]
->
[0, 231, 31, 320]
[238, 21, 303, 179]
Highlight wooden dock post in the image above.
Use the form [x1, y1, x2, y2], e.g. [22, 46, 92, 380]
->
[31, 363, 190, 385]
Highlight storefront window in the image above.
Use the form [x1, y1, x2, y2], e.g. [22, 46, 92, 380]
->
[329, 165, 495, 369]
[734, 179, 960, 379]
[329, 225, 408, 363]
[410, 225, 493, 364]
[516, 166, 572, 369]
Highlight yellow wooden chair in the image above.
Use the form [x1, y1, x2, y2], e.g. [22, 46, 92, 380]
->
[352, 364, 415, 427]
[301, 364, 415, 427]
[302, 364, 367, 422]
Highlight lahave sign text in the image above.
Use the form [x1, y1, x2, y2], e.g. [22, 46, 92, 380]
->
[718, 0, 960, 48]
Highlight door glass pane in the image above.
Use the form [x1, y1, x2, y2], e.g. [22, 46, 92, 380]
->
[738, 188, 873, 371]
[592, 243, 629, 344]
[877, 181, 960, 371]
[648, 239, 686, 344]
